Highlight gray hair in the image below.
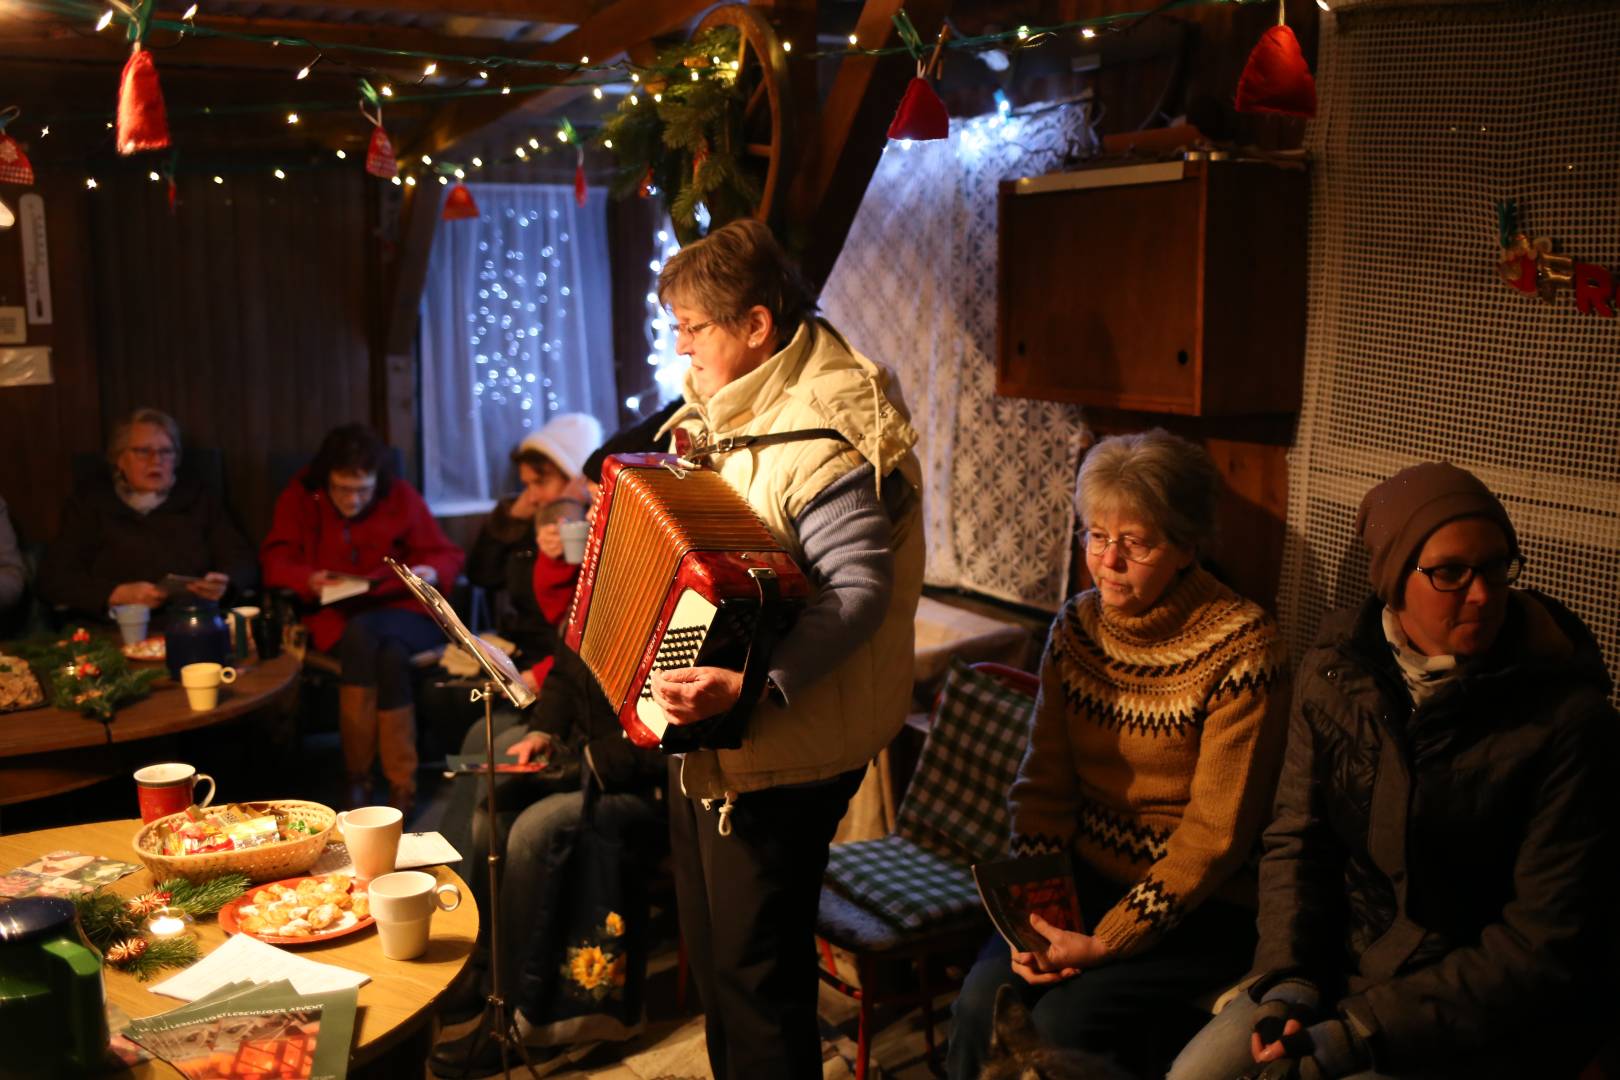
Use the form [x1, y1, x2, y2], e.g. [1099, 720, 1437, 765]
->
[108, 407, 183, 472]
[1075, 429, 1219, 552]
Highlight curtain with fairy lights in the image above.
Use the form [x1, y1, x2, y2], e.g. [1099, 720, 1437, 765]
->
[419, 182, 616, 508]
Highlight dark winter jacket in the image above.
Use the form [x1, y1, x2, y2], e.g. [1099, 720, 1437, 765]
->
[1252, 590, 1617, 1076]
[465, 498, 559, 667]
[528, 643, 664, 795]
[38, 473, 258, 619]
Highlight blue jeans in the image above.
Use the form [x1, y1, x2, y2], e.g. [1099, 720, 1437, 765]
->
[335, 607, 444, 708]
[440, 713, 658, 1000]
[1169, 993, 1401, 1080]
[946, 874, 1255, 1080]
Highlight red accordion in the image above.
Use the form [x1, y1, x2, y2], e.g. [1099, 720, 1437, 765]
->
[563, 453, 810, 751]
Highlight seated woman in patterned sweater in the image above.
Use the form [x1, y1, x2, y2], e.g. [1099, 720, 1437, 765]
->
[947, 429, 1290, 1080]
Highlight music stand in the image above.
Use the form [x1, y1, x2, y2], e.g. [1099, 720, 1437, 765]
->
[384, 557, 539, 1079]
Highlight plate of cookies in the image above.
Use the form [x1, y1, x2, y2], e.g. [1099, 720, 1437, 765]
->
[217, 873, 372, 945]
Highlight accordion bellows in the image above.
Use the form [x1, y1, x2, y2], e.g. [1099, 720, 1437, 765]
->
[565, 454, 809, 751]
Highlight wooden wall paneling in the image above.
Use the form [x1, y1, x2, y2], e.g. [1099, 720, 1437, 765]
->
[606, 195, 663, 429]
[0, 168, 104, 547]
[378, 182, 441, 486]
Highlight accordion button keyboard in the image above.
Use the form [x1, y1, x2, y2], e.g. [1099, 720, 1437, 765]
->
[639, 625, 707, 699]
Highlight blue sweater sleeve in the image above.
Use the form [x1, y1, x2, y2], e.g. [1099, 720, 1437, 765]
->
[768, 464, 911, 703]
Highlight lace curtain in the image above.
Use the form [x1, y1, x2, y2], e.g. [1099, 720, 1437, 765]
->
[419, 183, 616, 507]
[821, 106, 1096, 610]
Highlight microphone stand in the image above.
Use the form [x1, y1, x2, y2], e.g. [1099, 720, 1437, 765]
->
[382, 558, 539, 1079]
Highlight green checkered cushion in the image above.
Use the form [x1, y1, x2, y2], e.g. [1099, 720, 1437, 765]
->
[896, 660, 1033, 865]
[824, 834, 982, 930]
[824, 660, 1034, 930]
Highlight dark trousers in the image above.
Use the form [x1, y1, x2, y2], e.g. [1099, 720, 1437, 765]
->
[669, 758, 864, 1080]
[946, 866, 1257, 1080]
[334, 606, 443, 707]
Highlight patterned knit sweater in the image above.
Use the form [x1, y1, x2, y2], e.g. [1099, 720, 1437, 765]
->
[1008, 565, 1288, 960]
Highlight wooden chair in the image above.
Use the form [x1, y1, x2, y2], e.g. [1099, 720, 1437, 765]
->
[816, 660, 1039, 1080]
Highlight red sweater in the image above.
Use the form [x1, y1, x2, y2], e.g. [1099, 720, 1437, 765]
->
[260, 472, 465, 652]
[526, 547, 579, 687]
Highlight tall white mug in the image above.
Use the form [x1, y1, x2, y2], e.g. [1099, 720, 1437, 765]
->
[367, 870, 461, 960]
[336, 806, 403, 885]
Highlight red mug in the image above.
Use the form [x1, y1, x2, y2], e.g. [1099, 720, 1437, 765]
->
[134, 762, 216, 823]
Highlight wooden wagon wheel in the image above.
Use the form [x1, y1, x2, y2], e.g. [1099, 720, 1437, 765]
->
[692, 3, 795, 226]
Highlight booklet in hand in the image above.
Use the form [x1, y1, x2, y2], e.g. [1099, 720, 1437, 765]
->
[972, 852, 1085, 956]
[319, 573, 372, 606]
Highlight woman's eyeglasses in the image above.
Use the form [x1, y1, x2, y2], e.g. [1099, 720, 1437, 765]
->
[1081, 530, 1161, 564]
[127, 446, 177, 461]
[672, 318, 719, 340]
[1412, 555, 1525, 592]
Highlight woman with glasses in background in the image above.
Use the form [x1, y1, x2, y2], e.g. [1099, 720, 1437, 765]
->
[948, 429, 1290, 1080]
[261, 423, 463, 813]
[38, 407, 256, 621]
[1170, 462, 1617, 1080]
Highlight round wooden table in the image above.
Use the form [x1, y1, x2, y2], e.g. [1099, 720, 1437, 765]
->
[0, 818, 478, 1076]
[0, 652, 301, 807]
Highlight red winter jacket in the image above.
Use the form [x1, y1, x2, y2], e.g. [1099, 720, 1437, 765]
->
[260, 470, 465, 652]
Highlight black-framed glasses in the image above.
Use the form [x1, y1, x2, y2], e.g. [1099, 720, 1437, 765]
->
[1081, 530, 1161, 564]
[1412, 554, 1525, 592]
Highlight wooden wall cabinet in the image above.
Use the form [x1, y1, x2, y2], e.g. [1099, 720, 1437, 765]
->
[996, 159, 1308, 416]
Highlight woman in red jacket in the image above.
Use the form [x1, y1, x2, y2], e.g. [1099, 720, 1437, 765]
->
[261, 425, 464, 812]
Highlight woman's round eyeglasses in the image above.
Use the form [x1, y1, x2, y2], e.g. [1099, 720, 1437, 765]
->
[1081, 530, 1161, 564]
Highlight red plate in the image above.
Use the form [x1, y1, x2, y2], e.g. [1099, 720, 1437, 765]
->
[217, 874, 374, 946]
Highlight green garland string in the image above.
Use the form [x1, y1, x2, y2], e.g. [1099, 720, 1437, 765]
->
[599, 27, 759, 246]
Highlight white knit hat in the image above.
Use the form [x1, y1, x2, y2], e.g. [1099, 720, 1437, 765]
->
[517, 413, 603, 479]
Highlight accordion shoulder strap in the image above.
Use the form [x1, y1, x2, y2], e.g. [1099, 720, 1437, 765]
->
[687, 427, 851, 461]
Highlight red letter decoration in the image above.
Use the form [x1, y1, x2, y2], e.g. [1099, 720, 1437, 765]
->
[1573, 263, 1615, 317]
[116, 44, 170, 155]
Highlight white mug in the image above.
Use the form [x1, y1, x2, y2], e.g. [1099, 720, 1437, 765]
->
[558, 520, 590, 565]
[179, 662, 236, 711]
[110, 603, 151, 646]
[367, 870, 461, 960]
[337, 806, 403, 884]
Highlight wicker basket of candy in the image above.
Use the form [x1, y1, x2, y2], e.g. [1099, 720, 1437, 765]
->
[132, 801, 336, 884]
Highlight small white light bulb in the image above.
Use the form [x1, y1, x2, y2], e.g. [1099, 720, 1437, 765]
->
[630, 73, 640, 83]
[182, 3, 197, 18]
[653, 93, 662, 103]
[286, 111, 299, 124]
[454, 168, 465, 178]
[391, 175, 402, 185]
[423, 62, 437, 76]
[1081, 27, 1097, 40]
[335, 149, 346, 159]
[593, 87, 603, 99]
[213, 175, 223, 184]
[274, 168, 286, 179]
[438, 175, 448, 185]
[471, 156, 483, 167]
[1017, 25, 1030, 40]
[148, 170, 159, 181]
[95, 9, 113, 31]
[85, 177, 98, 189]
[848, 33, 858, 46]
[405, 176, 417, 186]
[528, 137, 539, 149]
[782, 40, 792, 52]
[501, 85, 511, 95]
[690, 70, 699, 81]
[478, 70, 489, 79]
[380, 84, 394, 97]
[603, 138, 613, 149]
[628, 94, 639, 106]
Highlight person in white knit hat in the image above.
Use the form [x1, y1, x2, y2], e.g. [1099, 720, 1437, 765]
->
[465, 412, 603, 678]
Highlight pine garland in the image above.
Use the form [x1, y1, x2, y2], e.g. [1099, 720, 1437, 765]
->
[599, 26, 762, 245]
[8, 627, 164, 720]
[72, 872, 248, 979]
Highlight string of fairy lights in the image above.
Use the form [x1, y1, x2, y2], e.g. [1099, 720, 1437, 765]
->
[9, 0, 1298, 190]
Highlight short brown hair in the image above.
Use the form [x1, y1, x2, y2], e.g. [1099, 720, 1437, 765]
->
[656, 219, 817, 344]
[1076, 429, 1220, 553]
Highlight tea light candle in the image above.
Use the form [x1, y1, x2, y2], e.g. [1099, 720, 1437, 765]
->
[144, 906, 196, 941]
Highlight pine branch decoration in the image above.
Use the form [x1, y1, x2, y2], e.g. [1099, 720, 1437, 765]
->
[159, 873, 249, 916]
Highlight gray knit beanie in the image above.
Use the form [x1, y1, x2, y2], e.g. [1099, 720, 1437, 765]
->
[1354, 462, 1519, 607]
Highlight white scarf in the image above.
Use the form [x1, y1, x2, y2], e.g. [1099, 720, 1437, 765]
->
[1381, 607, 1458, 707]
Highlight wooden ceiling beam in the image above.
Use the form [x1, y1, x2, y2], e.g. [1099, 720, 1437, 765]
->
[187, 0, 595, 24]
[404, 0, 713, 159]
[0, 14, 555, 76]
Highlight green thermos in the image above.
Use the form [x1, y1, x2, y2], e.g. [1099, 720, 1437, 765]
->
[0, 897, 110, 1077]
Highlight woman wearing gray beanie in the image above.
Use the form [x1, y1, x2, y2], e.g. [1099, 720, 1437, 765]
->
[1171, 461, 1617, 1080]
